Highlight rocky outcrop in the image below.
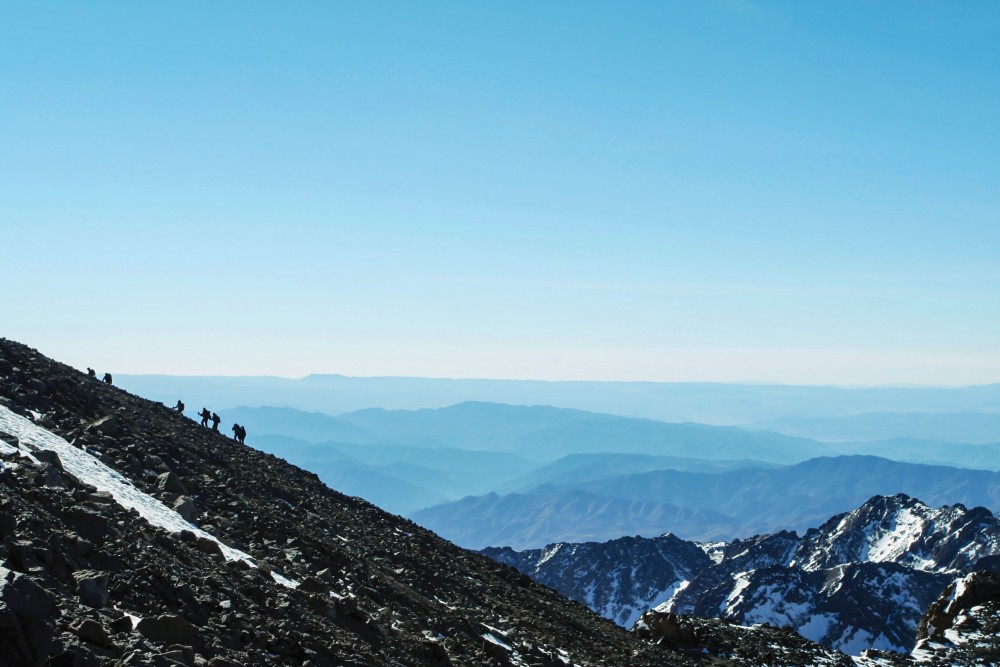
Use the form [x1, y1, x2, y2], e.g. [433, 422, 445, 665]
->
[918, 570, 1000, 641]
[485, 533, 712, 627]
[633, 609, 856, 667]
[910, 570, 1000, 665]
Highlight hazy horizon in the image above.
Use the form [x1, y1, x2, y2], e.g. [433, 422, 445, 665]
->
[115, 368, 997, 391]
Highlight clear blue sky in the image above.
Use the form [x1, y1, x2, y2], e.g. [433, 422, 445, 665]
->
[3, 1, 998, 384]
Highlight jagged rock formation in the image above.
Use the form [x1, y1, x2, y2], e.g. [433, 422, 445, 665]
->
[909, 570, 1000, 665]
[0, 339, 706, 667]
[487, 494, 1000, 656]
[789, 494, 1000, 573]
[485, 534, 712, 627]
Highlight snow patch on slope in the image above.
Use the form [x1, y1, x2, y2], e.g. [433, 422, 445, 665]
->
[866, 507, 925, 563]
[0, 405, 298, 588]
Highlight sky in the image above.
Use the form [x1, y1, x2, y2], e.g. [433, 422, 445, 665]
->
[2, 1, 998, 385]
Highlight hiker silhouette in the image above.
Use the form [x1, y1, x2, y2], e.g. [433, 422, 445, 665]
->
[87, 368, 96, 378]
[237, 424, 246, 444]
[175, 400, 185, 414]
[102, 373, 113, 385]
[211, 412, 221, 431]
[199, 408, 211, 427]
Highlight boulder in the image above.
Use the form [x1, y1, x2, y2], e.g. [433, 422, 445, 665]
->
[67, 507, 110, 541]
[90, 415, 121, 437]
[158, 471, 190, 495]
[195, 536, 225, 560]
[296, 576, 329, 595]
[110, 614, 135, 634]
[0, 567, 57, 666]
[136, 614, 200, 646]
[32, 449, 63, 470]
[73, 570, 110, 608]
[36, 461, 67, 488]
[172, 496, 199, 522]
[71, 618, 113, 647]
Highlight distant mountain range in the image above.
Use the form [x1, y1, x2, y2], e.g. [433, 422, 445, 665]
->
[335, 402, 834, 463]
[414, 455, 1000, 548]
[197, 402, 1000, 545]
[746, 410, 1000, 444]
[216, 402, 838, 517]
[119, 373, 1000, 427]
[246, 432, 535, 515]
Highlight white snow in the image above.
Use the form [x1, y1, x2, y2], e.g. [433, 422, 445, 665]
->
[482, 632, 511, 650]
[0, 434, 41, 465]
[739, 583, 812, 630]
[0, 405, 298, 589]
[653, 579, 690, 614]
[836, 627, 877, 656]
[945, 573, 973, 615]
[724, 571, 752, 611]
[480, 631, 530, 667]
[697, 541, 727, 564]
[536, 543, 563, 567]
[797, 613, 837, 642]
[866, 507, 925, 563]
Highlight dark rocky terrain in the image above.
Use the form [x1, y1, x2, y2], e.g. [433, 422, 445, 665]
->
[0, 339, 706, 667]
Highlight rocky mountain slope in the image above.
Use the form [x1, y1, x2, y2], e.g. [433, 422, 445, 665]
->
[486, 494, 1000, 656]
[1, 339, 709, 667]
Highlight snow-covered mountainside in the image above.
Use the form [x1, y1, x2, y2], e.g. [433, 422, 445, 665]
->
[487, 494, 1000, 656]
[790, 494, 1000, 573]
[485, 534, 711, 627]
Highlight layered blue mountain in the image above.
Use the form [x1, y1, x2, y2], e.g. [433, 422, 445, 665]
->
[497, 453, 780, 493]
[244, 432, 535, 515]
[335, 402, 833, 463]
[119, 373, 1000, 426]
[414, 455, 1000, 548]
[409, 489, 739, 549]
[213, 403, 842, 516]
[747, 411, 1000, 444]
